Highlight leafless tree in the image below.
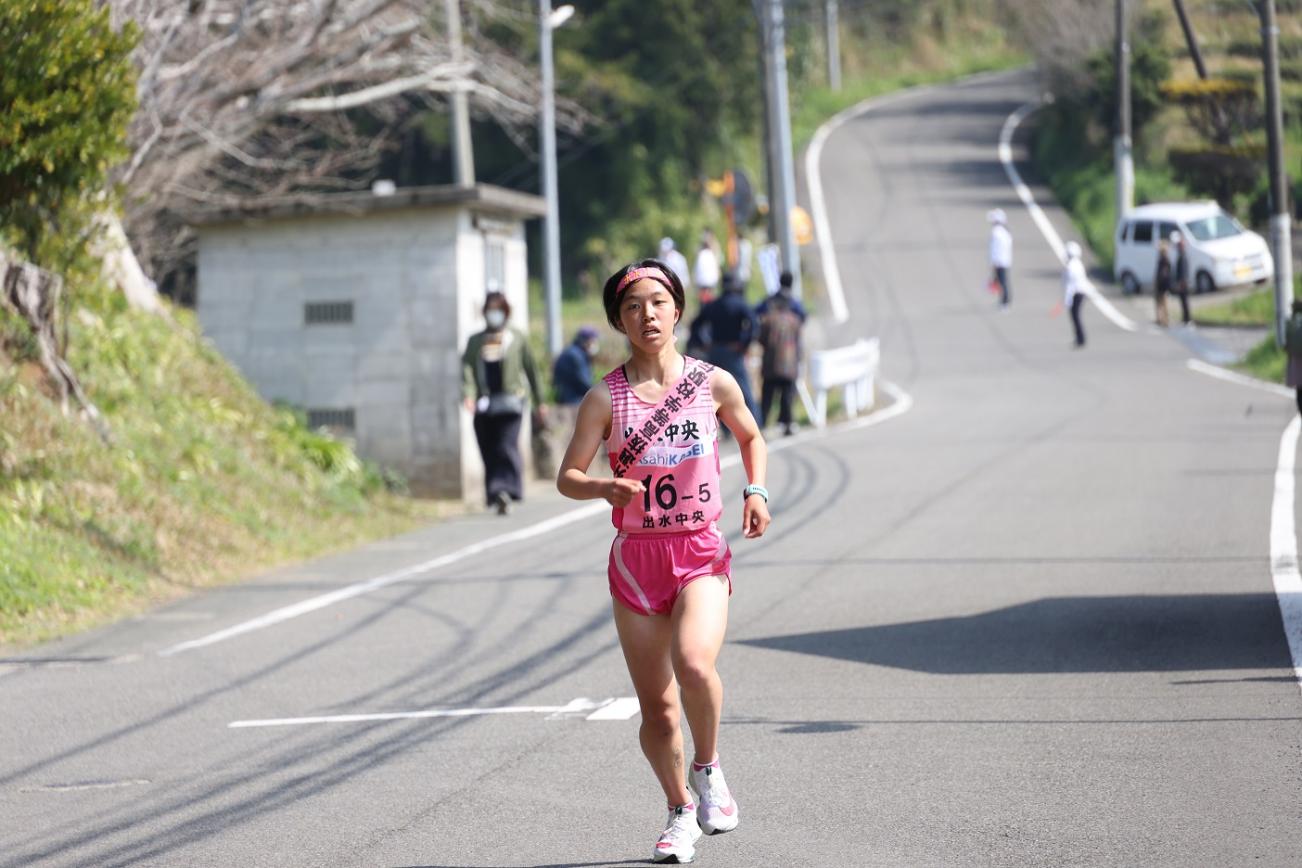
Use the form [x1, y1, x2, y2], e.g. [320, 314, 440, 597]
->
[106, 0, 589, 288]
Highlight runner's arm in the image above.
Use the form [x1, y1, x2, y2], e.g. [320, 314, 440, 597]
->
[556, 382, 645, 507]
[712, 368, 771, 538]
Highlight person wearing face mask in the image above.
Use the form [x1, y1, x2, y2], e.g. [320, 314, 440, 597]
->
[461, 291, 544, 515]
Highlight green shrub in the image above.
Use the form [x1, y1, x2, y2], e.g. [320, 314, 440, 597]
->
[0, 0, 137, 263]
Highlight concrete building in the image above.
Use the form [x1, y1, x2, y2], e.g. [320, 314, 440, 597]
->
[193, 184, 546, 500]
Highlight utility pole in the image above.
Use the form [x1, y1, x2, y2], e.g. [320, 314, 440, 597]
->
[540, 0, 562, 357]
[1261, 0, 1294, 346]
[1115, 0, 1134, 222]
[445, 0, 475, 186]
[825, 0, 841, 92]
[1172, 0, 1208, 80]
[758, 0, 802, 298]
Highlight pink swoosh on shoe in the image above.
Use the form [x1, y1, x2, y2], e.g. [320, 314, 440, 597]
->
[718, 800, 737, 817]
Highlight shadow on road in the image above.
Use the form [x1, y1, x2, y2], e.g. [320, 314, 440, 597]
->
[739, 593, 1293, 674]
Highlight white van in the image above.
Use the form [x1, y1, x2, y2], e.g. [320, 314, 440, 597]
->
[1113, 202, 1273, 294]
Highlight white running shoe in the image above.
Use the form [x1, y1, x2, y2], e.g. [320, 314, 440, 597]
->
[652, 803, 702, 864]
[689, 762, 739, 835]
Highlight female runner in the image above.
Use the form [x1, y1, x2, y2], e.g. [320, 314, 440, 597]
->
[557, 259, 770, 863]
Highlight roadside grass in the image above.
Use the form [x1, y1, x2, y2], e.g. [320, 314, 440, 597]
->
[1232, 277, 1302, 382]
[1195, 287, 1275, 327]
[0, 289, 450, 648]
[1238, 336, 1286, 383]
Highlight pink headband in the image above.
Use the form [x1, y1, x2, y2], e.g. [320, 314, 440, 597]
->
[615, 266, 674, 297]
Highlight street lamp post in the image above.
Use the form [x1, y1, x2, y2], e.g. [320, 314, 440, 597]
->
[1115, 0, 1134, 221]
[540, 2, 573, 359]
[1261, 0, 1294, 346]
[758, 0, 802, 299]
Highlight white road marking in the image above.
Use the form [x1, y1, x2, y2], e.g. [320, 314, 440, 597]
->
[1270, 415, 1302, 698]
[228, 697, 638, 729]
[159, 501, 607, 656]
[161, 382, 914, 656]
[1186, 359, 1294, 399]
[584, 696, 642, 721]
[997, 102, 1139, 334]
[22, 779, 151, 793]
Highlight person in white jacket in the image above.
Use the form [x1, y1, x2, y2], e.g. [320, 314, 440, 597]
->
[693, 230, 721, 296]
[658, 237, 691, 290]
[988, 208, 1013, 308]
[1063, 241, 1088, 348]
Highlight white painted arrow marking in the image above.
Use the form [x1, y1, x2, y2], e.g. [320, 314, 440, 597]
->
[228, 697, 640, 729]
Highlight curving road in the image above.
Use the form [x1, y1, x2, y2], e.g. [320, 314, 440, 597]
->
[3, 70, 1301, 866]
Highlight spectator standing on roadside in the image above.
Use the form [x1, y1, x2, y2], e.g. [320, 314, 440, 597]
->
[1062, 241, 1089, 348]
[757, 279, 804, 434]
[659, 237, 691, 291]
[700, 271, 760, 421]
[1154, 238, 1173, 327]
[1286, 300, 1302, 416]
[461, 291, 545, 515]
[552, 325, 599, 424]
[988, 208, 1013, 308]
[693, 230, 721, 297]
[1171, 231, 1192, 326]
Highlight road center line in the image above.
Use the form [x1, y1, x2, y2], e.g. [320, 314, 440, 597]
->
[997, 102, 1138, 334]
[1270, 415, 1302, 698]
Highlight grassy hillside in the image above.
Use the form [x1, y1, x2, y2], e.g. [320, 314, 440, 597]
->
[0, 285, 448, 647]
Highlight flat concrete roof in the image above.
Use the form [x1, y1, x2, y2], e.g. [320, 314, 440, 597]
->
[190, 183, 546, 227]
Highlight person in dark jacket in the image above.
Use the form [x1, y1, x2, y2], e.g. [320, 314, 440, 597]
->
[551, 325, 599, 447]
[1170, 231, 1192, 326]
[757, 288, 803, 435]
[553, 325, 599, 406]
[461, 291, 544, 515]
[699, 271, 760, 420]
[1155, 239, 1173, 327]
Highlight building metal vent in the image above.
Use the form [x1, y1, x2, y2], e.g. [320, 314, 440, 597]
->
[307, 408, 356, 431]
[304, 301, 354, 325]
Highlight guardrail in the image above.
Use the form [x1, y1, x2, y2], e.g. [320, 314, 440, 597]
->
[798, 337, 880, 429]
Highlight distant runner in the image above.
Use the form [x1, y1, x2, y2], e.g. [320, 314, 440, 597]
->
[556, 258, 771, 864]
[988, 208, 1013, 308]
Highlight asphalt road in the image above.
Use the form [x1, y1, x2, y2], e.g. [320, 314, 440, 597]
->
[4, 69, 1301, 867]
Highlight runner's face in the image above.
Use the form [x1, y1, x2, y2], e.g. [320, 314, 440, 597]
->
[619, 279, 679, 350]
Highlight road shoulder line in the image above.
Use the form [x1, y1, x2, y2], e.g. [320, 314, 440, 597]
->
[1186, 359, 1293, 399]
[1270, 415, 1302, 698]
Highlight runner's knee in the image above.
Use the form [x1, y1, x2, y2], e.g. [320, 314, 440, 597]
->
[674, 657, 717, 693]
[640, 702, 680, 738]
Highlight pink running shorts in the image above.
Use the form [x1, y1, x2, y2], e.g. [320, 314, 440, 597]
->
[608, 522, 732, 616]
